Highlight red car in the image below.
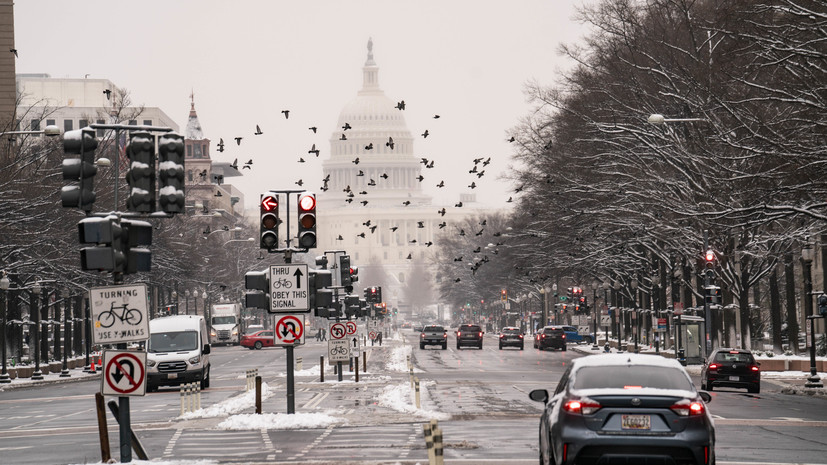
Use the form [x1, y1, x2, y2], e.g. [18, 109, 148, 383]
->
[240, 330, 275, 350]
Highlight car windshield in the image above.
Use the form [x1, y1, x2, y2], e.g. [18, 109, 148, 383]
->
[544, 328, 561, 334]
[461, 325, 481, 331]
[149, 330, 199, 353]
[714, 352, 754, 363]
[212, 316, 236, 325]
[424, 326, 444, 331]
[502, 329, 521, 335]
[573, 366, 693, 391]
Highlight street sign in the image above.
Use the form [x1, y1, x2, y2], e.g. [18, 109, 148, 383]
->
[90, 284, 150, 345]
[368, 330, 378, 340]
[328, 339, 350, 362]
[350, 335, 361, 356]
[329, 322, 347, 340]
[345, 321, 357, 335]
[101, 349, 147, 396]
[674, 302, 684, 315]
[274, 314, 305, 346]
[269, 264, 309, 312]
[600, 315, 612, 326]
[577, 325, 591, 335]
[655, 317, 668, 332]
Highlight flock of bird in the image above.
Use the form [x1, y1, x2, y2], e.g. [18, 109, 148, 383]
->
[206, 98, 522, 283]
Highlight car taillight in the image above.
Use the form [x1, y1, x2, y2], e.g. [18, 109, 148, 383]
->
[670, 399, 705, 416]
[561, 334, 566, 339]
[519, 335, 523, 338]
[420, 333, 425, 338]
[479, 332, 483, 337]
[541, 334, 546, 339]
[707, 364, 718, 370]
[443, 333, 447, 338]
[750, 365, 759, 372]
[563, 398, 601, 415]
[499, 334, 504, 338]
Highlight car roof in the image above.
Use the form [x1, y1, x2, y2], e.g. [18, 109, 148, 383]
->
[713, 347, 752, 354]
[572, 353, 684, 370]
[501, 326, 520, 330]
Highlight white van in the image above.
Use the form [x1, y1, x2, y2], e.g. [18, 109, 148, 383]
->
[146, 315, 211, 392]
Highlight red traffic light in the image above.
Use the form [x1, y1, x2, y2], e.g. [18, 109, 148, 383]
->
[261, 195, 278, 211]
[299, 193, 316, 212]
[705, 249, 715, 262]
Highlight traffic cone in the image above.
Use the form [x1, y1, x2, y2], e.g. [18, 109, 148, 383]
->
[90, 359, 96, 373]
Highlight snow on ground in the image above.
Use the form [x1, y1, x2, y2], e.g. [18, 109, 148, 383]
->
[378, 381, 450, 420]
[386, 344, 413, 372]
[71, 460, 218, 465]
[276, 364, 321, 377]
[180, 382, 275, 419]
[215, 411, 345, 430]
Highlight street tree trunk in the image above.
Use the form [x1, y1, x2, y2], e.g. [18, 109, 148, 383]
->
[769, 266, 783, 354]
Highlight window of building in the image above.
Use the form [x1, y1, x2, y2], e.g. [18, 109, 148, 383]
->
[187, 145, 192, 157]
[96, 119, 105, 137]
[187, 170, 193, 182]
[64, 120, 73, 131]
[143, 120, 152, 126]
[79, 119, 88, 129]
[31, 119, 40, 131]
[46, 119, 55, 126]
[128, 120, 137, 126]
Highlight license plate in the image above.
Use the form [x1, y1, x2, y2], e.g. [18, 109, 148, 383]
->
[621, 414, 650, 430]
[729, 376, 739, 381]
[167, 373, 178, 379]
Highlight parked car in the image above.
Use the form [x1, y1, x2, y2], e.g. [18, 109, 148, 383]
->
[529, 353, 715, 465]
[456, 324, 484, 349]
[701, 348, 761, 393]
[561, 325, 593, 345]
[240, 330, 276, 350]
[535, 325, 566, 351]
[420, 325, 448, 349]
[498, 326, 524, 350]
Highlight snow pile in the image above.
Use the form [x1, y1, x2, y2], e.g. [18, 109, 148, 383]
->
[216, 411, 344, 430]
[378, 381, 450, 420]
[386, 344, 412, 372]
[180, 382, 275, 419]
[277, 364, 321, 377]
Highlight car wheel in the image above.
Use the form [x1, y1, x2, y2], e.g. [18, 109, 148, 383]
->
[479, 342, 483, 350]
[748, 385, 760, 394]
[520, 344, 524, 350]
[456, 344, 461, 350]
[146, 383, 156, 393]
[247, 346, 255, 350]
[201, 368, 210, 389]
[499, 344, 503, 350]
[583, 336, 592, 344]
[561, 345, 567, 352]
[707, 383, 713, 391]
[420, 343, 425, 349]
[442, 343, 447, 350]
[254, 341, 263, 350]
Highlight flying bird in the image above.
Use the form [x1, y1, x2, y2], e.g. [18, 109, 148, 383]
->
[363, 220, 372, 227]
[410, 239, 417, 244]
[215, 191, 223, 197]
[245, 159, 253, 165]
[345, 198, 353, 203]
[364, 143, 373, 150]
[308, 144, 320, 156]
[426, 160, 434, 168]
[507, 136, 515, 142]
[380, 173, 389, 179]
[475, 229, 484, 236]
[370, 225, 377, 233]
[234, 137, 242, 145]
[340, 134, 347, 140]
[352, 157, 360, 165]
[230, 158, 238, 170]
[9, 48, 18, 58]
[298, 157, 305, 163]
[455, 201, 463, 208]
[476, 170, 485, 178]
[434, 115, 440, 119]
[438, 222, 446, 229]
[254, 125, 263, 135]
[395, 100, 406, 110]
[453, 257, 463, 262]
[506, 196, 513, 203]
[281, 110, 290, 119]
[342, 122, 352, 130]
[367, 179, 376, 186]
[417, 221, 425, 228]
[480, 219, 487, 226]
[421, 130, 429, 138]
[103, 89, 112, 100]
[386, 137, 395, 149]
[482, 157, 491, 166]
[473, 157, 483, 164]
[436, 181, 444, 188]
[343, 185, 351, 192]
[469, 165, 478, 174]
[402, 200, 411, 206]
[406, 253, 412, 260]
[416, 175, 424, 182]
[425, 241, 433, 247]
[242, 164, 251, 170]
[309, 127, 317, 133]
[360, 200, 369, 206]
[217, 138, 225, 152]
[515, 184, 524, 193]
[213, 174, 224, 184]
[357, 170, 365, 176]
[358, 191, 367, 195]
[459, 229, 466, 236]
[336, 235, 344, 240]
[473, 246, 481, 253]
[295, 179, 303, 186]
[420, 158, 429, 165]
[357, 232, 366, 238]
[454, 278, 461, 282]
[390, 226, 398, 232]
[438, 208, 446, 216]
[468, 182, 476, 189]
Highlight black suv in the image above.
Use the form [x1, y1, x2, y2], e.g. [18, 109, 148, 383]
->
[534, 325, 566, 351]
[701, 348, 761, 393]
[456, 324, 484, 349]
[498, 326, 524, 350]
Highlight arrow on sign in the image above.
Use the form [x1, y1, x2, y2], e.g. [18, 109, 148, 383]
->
[352, 337, 358, 348]
[293, 268, 303, 288]
[112, 359, 136, 386]
[281, 321, 299, 339]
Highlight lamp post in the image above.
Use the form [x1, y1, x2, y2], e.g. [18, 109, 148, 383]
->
[591, 280, 600, 350]
[801, 245, 822, 388]
[613, 280, 622, 352]
[602, 281, 611, 346]
[631, 279, 639, 353]
[83, 298, 92, 372]
[185, 290, 191, 315]
[0, 272, 10, 383]
[59, 289, 71, 377]
[30, 280, 43, 380]
[552, 283, 558, 324]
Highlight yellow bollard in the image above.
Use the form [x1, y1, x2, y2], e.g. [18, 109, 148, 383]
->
[414, 377, 421, 409]
[433, 424, 444, 465]
[423, 422, 435, 465]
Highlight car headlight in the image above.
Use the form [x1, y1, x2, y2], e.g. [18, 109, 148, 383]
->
[188, 355, 200, 365]
[210, 330, 217, 337]
[146, 359, 156, 367]
[232, 329, 238, 336]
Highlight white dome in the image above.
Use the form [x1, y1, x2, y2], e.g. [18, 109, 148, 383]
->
[336, 92, 409, 132]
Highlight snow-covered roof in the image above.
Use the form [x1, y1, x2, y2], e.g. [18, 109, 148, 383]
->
[572, 353, 684, 370]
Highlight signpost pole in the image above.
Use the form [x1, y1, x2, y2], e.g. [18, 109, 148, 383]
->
[117, 343, 131, 463]
[286, 344, 295, 414]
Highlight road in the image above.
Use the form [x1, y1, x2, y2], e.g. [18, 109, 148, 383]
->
[0, 330, 825, 464]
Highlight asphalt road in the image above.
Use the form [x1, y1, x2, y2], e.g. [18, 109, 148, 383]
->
[0, 330, 825, 464]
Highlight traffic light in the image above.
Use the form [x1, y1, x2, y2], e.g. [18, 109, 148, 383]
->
[61, 128, 97, 211]
[245, 270, 270, 311]
[365, 286, 382, 304]
[340, 255, 351, 288]
[157, 132, 185, 214]
[78, 216, 117, 271]
[566, 287, 573, 300]
[345, 295, 360, 319]
[260, 192, 279, 250]
[705, 285, 721, 305]
[500, 289, 507, 301]
[818, 294, 827, 317]
[704, 249, 717, 281]
[125, 132, 156, 212]
[122, 219, 152, 274]
[297, 192, 317, 249]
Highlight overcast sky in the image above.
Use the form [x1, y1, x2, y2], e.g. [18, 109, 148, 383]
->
[14, 0, 589, 210]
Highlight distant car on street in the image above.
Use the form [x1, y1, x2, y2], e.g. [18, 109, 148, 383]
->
[420, 325, 448, 350]
[498, 326, 524, 350]
[534, 325, 566, 351]
[701, 348, 761, 393]
[240, 330, 275, 350]
[456, 324, 484, 349]
[561, 325, 593, 344]
[529, 353, 715, 465]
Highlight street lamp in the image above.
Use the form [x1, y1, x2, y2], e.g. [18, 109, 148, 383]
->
[602, 281, 610, 346]
[30, 280, 43, 380]
[647, 114, 709, 124]
[551, 283, 558, 324]
[0, 272, 10, 383]
[172, 291, 178, 315]
[591, 280, 600, 350]
[613, 280, 622, 351]
[185, 289, 191, 315]
[0, 125, 61, 138]
[59, 288, 71, 377]
[630, 279, 639, 353]
[801, 244, 823, 389]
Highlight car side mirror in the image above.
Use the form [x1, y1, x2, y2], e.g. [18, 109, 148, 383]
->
[699, 391, 712, 403]
[529, 389, 549, 404]
[203, 344, 211, 355]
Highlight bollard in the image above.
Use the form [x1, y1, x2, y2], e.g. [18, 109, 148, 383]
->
[414, 377, 421, 409]
[410, 364, 415, 389]
[296, 356, 303, 371]
[433, 424, 444, 465]
[355, 356, 359, 383]
[320, 355, 324, 383]
[423, 422, 435, 465]
[363, 350, 367, 373]
[255, 375, 262, 414]
[246, 368, 259, 391]
[180, 382, 201, 414]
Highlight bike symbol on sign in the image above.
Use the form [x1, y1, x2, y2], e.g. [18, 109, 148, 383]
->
[98, 302, 142, 328]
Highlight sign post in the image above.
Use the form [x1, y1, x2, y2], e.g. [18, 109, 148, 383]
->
[273, 314, 305, 414]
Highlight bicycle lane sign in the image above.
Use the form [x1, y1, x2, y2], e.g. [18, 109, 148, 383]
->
[90, 284, 150, 345]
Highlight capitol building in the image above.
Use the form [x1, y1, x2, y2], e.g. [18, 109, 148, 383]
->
[317, 39, 487, 315]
